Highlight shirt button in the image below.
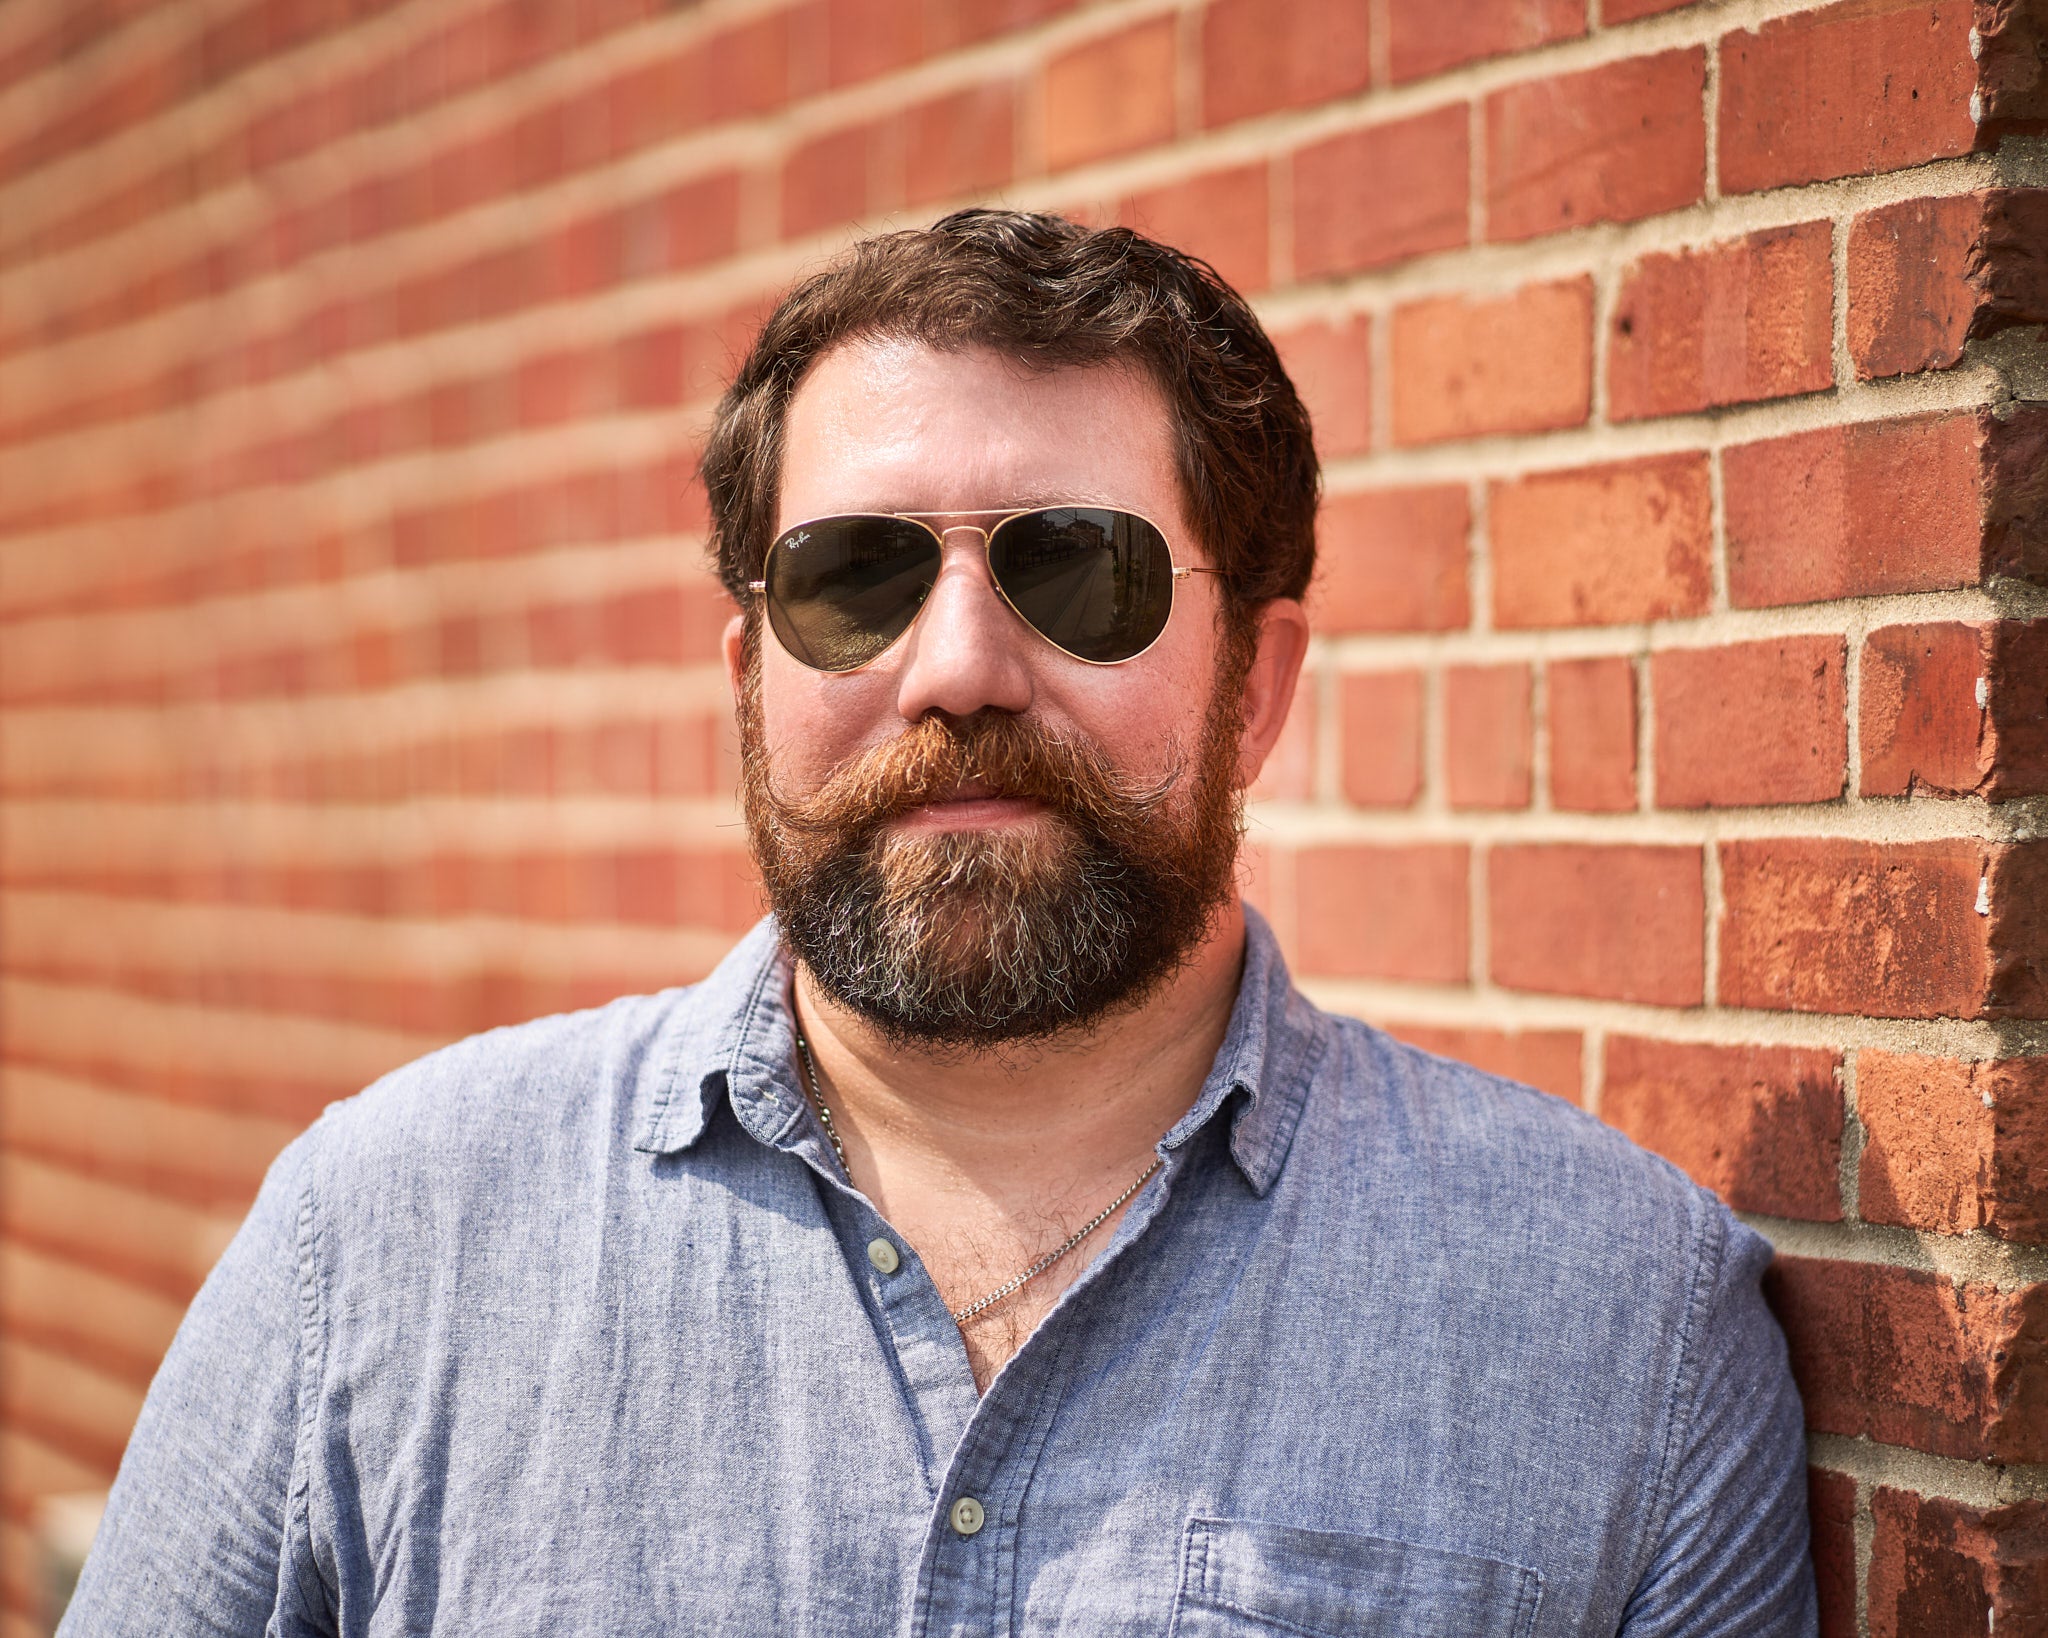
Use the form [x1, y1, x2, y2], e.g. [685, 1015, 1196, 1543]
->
[950, 1496, 985, 1537]
[866, 1238, 901, 1275]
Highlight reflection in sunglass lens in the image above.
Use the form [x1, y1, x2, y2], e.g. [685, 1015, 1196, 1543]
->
[988, 508, 1175, 664]
[764, 516, 942, 672]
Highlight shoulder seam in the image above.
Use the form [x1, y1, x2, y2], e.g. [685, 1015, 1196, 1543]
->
[1632, 1192, 1728, 1589]
[283, 1132, 339, 1625]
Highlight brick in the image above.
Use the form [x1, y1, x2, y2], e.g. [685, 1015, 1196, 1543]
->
[1444, 663, 1532, 810]
[1849, 191, 2048, 380]
[1293, 844, 1470, 983]
[1809, 1468, 1859, 1638]
[1041, 18, 1178, 170]
[1718, 838, 2048, 1020]
[1600, 1037, 1844, 1219]
[1201, 0, 1372, 127]
[903, 83, 1017, 207]
[1120, 163, 1270, 294]
[826, 0, 924, 86]
[1767, 1255, 2048, 1462]
[1387, 0, 1583, 83]
[1604, 0, 1700, 17]
[1548, 656, 1637, 812]
[1384, 1024, 1583, 1102]
[1273, 316, 1371, 459]
[1489, 844, 1704, 1005]
[1491, 454, 1712, 629]
[781, 123, 876, 239]
[1291, 107, 1470, 279]
[1857, 1052, 2048, 1241]
[1725, 414, 1986, 607]
[1485, 50, 1705, 243]
[1977, 0, 2048, 142]
[1316, 487, 1470, 633]
[1653, 637, 1848, 808]
[1339, 670, 1425, 808]
[1608, 223, 1834, 421]
[1390, 277, 1592, 446]
[1989, 408, 2048, 586]
[1868, 1488, 2048, 1638]
[1718, 0, 1979, 195]
[1860, 623, 1989, 798]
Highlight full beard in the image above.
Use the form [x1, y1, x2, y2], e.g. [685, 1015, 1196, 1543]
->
[739, 647, 1250, 1049]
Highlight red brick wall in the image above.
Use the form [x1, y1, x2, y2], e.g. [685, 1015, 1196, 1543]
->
[2, 0, 2044, 1630]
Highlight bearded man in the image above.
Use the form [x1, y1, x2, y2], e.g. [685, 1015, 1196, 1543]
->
[64, 212, 1815, 1636]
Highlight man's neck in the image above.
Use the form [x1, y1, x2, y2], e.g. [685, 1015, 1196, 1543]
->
[789, 900, 1251, 1389]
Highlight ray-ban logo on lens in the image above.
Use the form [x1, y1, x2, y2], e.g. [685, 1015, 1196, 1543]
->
[788, 530, 811, 549]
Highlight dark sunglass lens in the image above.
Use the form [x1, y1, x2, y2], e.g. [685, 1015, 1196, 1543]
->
[764, 517, 940, 671]
[988, 508, 1176, 663]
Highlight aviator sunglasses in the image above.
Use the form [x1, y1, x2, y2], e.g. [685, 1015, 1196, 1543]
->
[749, 505, 1223, 673]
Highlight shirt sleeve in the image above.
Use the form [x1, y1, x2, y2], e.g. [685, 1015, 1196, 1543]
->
[59, 1128, 333, 1638]
[1618, 1210, 1818, 1638]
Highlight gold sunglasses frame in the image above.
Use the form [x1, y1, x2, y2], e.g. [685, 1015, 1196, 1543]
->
[747, 505, 1225, 672]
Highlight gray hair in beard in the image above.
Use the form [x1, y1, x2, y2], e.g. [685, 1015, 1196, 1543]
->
[739, 668, 1249, 1049]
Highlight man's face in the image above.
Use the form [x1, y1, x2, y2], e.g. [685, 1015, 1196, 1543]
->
[729, 336, 1267, 1046]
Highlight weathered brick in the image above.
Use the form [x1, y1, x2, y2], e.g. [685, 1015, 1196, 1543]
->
[1718, 0, 1979, 195]
[1485, 50, 1705, 243]
[1120, 163, 1270, 294]
[1718, 839, 2048, 1020]
[1548, 655, 1637, 812]
[1809, 1468, 1859, 1638]
[1490, 454, 1712, 629]
[1976, 0, 2048, 142]
[1444, 663, 1532, 810]
[1653, 637, 1848, 808]
[1041, 18, 1178, 170]
[1724, 414, 1986, 607]
[1860, 623, 1991, 798]
[1316, 487, 1471, 633]
[1989, 407, 2048, 587]
[1766, 1257, 2048, 1463]
[1858, 1052, 2048, 1241]
[1849, 190, 2048, 380]
[1489, 844, 1704, 1005]
[1339, 670, 1425, 808]
[1293, 844, 1471, 983]
[1384, 1024, 1583, 1102]
[1868, 1488, 2048, 1638]
[1202, 0, 1372, 126]
[1601, 1036, 1844, 1219]
[1608, 223, 1834, 421]
[1273, 316, 1371, 459]
[1390, 277, 1591, 445]
[1291, 107, 1470, 279]
[1386, 0, 1583, 84]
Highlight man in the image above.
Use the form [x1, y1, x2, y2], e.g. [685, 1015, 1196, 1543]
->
[65, 211, 1814, 1635]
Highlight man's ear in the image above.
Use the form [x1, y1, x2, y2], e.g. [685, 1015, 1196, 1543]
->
[1234, 598, 1311, 790]
[721, 611, 747, 703]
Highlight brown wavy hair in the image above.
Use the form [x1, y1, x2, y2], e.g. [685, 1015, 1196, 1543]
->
[700, 209, 1319, 645]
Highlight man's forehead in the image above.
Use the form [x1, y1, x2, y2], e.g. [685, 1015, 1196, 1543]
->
[776, 337, 1182, 528]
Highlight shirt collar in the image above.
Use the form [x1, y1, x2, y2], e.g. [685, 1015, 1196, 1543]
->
[631, 904, 1325, 1196]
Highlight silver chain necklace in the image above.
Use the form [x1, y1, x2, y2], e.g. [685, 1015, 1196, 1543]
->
[792, 1023, 1163, 1327]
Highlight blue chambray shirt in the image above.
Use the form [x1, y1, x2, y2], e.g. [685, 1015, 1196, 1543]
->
[64, 909, 1815, 1636]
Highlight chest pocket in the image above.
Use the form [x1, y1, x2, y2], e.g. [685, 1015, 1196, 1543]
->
[1167, 1517, 1542, 1638]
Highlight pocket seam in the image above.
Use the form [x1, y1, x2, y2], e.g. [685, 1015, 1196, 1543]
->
[1171, 1516, 1544, 1638]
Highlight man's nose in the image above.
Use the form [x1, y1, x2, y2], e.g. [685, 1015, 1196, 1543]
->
[892, 532, 1036, 722]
